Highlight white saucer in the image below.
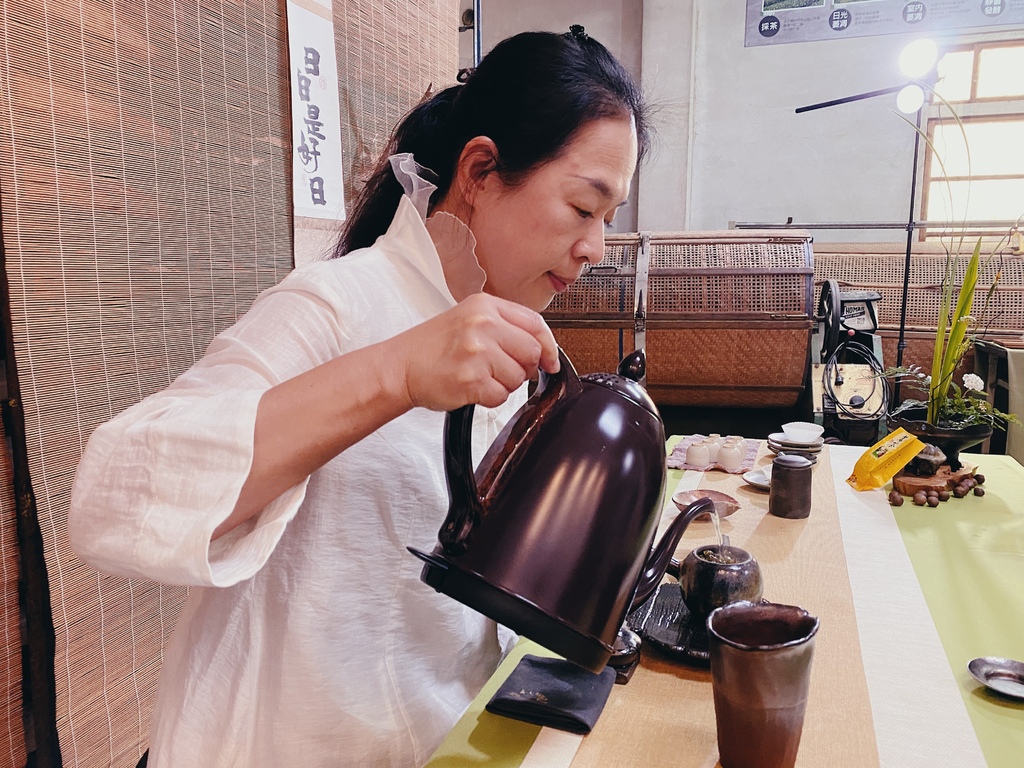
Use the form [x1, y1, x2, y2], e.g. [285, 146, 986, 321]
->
[742, 469, 771, 491]
[768, 432, 824, 448]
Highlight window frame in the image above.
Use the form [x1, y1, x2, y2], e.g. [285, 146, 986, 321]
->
[920, 38, 1024, 242]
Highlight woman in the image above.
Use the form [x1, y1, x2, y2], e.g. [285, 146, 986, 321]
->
[70, 26, 648, 767]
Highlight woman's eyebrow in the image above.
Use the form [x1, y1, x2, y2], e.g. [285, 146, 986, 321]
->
[571, 174, 628, 206]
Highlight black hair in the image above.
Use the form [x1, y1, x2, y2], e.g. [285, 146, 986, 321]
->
[335, 27, 649, 256]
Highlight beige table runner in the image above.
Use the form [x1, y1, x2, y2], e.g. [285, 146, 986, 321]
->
[567, 445, 881, 767]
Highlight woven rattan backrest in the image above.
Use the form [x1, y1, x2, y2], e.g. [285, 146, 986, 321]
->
[0, 1, 459, 764]
[547, 230, 815, 320]
[814, 241, 1024, 339]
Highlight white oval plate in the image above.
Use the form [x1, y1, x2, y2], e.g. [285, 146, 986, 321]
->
[767, 441, 823, 456]
[768, 431, 824, 448]
[742, 469, 771, 491]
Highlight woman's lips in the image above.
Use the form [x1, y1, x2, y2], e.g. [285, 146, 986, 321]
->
[548, 273, 573, 293]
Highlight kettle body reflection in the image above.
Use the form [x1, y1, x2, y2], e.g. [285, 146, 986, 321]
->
[409, 349, 713, 672]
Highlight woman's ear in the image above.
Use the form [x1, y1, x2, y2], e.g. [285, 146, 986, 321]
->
[453, 136, 500, 208]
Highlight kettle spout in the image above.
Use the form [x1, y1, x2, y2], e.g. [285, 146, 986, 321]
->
[630, 497, 715, 610]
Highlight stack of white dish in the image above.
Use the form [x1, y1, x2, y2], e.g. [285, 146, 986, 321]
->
[767, 421, 825, 457]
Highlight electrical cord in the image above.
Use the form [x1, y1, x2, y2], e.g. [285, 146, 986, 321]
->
[821, 338, 889, 420]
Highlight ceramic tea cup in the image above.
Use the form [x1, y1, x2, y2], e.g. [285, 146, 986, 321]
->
[718, 441, 745, 472]
[677, 545, 764, 619]
[686, 439, 710, 468]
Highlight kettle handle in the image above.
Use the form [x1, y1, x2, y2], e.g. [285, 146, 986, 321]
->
[439, 404, 484, 555]
[438, 348, 580, 555]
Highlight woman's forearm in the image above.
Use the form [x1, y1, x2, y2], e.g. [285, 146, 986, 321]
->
[215, 341, 411, 538]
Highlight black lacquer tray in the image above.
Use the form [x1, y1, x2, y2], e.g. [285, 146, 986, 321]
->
[626, 582, 710, 668]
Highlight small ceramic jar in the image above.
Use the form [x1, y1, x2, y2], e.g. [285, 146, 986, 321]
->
[678, 545, 764, 619]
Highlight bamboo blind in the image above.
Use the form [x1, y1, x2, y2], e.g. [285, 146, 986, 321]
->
[0, 420, 26, 767]
[0, 0, 459, 764]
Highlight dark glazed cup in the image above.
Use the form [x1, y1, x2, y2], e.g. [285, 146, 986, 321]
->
[708, 601, 819, 768]
[768, 454, 813, 519]
[677, 545, 763, 619]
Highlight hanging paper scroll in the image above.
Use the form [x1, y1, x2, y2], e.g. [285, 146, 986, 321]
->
[286, 0, 346, 220]
[745, 0, 1024, 47]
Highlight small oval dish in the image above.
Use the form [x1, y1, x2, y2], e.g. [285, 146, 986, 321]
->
[968, 656, 1024, 700]
[742, 468, 771, 491]
[672, 489, 740, 521]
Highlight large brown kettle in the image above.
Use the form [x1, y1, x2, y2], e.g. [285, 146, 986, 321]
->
[409, 349, 713, 672]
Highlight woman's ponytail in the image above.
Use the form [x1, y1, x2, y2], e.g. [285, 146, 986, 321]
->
[335, 86, 460, 256]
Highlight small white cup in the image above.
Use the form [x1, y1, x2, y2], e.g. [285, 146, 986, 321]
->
[706, 440, 721, 463]
[686, 439, 711, 468]
[718, 442, 744, 472]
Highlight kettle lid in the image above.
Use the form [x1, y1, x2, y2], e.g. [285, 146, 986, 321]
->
[580, 372, 659, 418]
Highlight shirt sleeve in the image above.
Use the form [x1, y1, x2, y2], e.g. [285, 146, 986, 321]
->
[69, 274, 354, 587]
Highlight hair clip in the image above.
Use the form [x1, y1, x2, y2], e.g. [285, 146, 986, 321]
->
[566, 24, 588, 42]
[456, 67, 475, 83]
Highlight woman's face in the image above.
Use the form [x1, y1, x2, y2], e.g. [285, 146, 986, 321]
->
[465, 116, 638, 312]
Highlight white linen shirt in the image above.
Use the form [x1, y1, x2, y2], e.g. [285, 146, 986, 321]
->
[69, 195, 526, 767]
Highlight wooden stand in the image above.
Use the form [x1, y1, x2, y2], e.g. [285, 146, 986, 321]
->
[893, 465, 976, 495]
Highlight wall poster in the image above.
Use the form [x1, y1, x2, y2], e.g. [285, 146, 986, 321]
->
[745, 0, 1024, 47]
[286, 0, 346, 222]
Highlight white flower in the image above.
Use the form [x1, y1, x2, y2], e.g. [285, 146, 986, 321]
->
[962, 373, 984, 392]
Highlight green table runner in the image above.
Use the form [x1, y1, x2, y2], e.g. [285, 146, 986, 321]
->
[893, 454, 1024, 767]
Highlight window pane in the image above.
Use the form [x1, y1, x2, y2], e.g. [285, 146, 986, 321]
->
[926, 178, 1024, 222]
[977, 46, 1024, 98]
[930, 120, 1024, 177]
[933, 50, 973, 102]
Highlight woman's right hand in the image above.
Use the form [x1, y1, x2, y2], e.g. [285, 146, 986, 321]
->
[385, 293, 560, 412]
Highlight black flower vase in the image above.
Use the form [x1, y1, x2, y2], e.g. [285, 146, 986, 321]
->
[888, 407, 992, 472]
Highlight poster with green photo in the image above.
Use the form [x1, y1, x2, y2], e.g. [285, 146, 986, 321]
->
[746, 0, 1024, 47]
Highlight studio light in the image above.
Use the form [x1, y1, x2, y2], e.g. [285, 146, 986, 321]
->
[898, 39, 939, 79]
[896, 84, 926, 114]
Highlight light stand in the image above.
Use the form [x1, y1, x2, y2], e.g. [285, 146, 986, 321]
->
[796, 40, 939, 408]
[895, 108, 923, 403]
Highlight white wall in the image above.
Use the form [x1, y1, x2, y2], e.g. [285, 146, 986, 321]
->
[687, 2, 922, 241]
[476, 0, 1022, 242]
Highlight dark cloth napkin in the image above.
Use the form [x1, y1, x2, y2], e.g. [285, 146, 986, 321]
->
[485, 654, 617, 734]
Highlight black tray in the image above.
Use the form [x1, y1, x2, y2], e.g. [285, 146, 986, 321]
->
[626, 582, 710, 668]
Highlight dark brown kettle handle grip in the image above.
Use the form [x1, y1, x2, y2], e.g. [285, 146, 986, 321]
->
[439, 405, 483, 555]
[438, 349, 577, 555]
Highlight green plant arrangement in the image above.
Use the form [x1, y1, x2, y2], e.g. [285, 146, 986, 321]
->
[884, 238, 1020, 431]
[883, 90, 1022, 435]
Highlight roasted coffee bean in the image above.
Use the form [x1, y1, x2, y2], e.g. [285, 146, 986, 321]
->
[938, 491, 950, 502]
[913, 492, 928, 506]
[927, 496, 940, 507]
[953, 486, 968, 498]
[974, 474, 986, 485]
[974, 486, 985, 497]
[889, 490, 904, 506]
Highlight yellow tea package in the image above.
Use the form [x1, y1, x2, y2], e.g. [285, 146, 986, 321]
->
[846, 428, 925, 492]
